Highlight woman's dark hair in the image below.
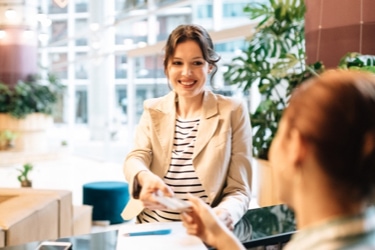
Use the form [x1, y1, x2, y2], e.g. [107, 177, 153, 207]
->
[163, 24, 221, 86]
[284, 70, 375, 202]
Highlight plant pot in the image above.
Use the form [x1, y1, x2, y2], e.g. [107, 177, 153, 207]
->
[0, 113, 53, 152]
[252, 158, 282, 207]
[20, 180, 32, 188]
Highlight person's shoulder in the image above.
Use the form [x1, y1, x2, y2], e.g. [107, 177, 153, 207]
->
[144, 96, 164, 108]
[210, 92, 245, 109]
[144, 92, 175, 110]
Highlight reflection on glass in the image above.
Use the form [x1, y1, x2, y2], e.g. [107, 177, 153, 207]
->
[223, 2, 248, 17]
[75, 0, 88, 13]
[49, 53, 68, 79]
[50, 20, 68, 45]
[155, 0, 180, 7]
[75, 19, 88, 46]
[115, 55, 127, 79]
[75, 53, 88, 79]
[156, 14, 192, 42]
[48, 1, 68, 14]
[234, 204, 296, 247]
[75, 87, 88, 124]
[115, 20, 147, 45]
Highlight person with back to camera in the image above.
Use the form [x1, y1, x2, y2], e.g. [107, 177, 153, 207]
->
[182, 69, 375, 249]
[121, 24, 252, 229]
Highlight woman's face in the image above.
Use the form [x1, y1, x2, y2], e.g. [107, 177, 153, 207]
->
[269, 117, 295, 206]
[165, 40, 211, 99]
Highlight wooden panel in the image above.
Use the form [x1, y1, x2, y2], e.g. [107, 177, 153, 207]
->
[305, 0, 375, 68]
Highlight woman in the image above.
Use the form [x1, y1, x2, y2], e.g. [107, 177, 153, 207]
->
[122, 24, 252, 228]
[182, 69, 375, 249]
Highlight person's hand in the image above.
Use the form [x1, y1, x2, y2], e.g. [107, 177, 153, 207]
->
[213, 207, 234, 231]
[181, 194, 229, 248]
[181, 194, 244, 250]
[136, 171, 174, 210]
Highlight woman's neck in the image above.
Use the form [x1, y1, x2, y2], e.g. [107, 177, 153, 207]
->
[294, 178, 366, 229]
[176, 94, 204, 119]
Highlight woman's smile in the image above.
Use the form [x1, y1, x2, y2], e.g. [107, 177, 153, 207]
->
[179, 79, 197, 86]
[166, 40, 210, 98]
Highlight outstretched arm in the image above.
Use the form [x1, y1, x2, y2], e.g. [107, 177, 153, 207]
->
[181, 194, 245, 250]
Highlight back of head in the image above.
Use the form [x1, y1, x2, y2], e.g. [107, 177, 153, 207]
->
[284, 69, 375, 202]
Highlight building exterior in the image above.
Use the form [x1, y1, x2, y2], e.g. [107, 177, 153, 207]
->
[37, 0, 260, 140]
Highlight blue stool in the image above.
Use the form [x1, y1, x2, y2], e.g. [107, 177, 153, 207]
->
[83, 181, 130, 224]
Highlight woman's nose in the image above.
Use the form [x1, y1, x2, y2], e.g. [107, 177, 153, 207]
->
[182, 65, 192, 76]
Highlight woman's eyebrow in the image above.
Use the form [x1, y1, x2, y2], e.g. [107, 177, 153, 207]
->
[172, 56, 204, 60]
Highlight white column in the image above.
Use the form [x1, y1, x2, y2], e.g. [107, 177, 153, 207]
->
[127, 57, 136, 139]
[66, 0, 76, 146]
[213, 0, 223, 31]
[88, 0, 115, 144]
[147, 0, 157, 45]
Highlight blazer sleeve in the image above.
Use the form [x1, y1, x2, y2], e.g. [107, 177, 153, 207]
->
[215, 100, 253, 224]
[123, 104, 153, 196]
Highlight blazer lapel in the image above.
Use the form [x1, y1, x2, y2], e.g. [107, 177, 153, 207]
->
[149, 92, 177, 172]
[194, 91, 219, 159]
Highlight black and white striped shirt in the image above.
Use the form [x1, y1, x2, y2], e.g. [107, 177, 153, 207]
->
[137, 117, 209, 223]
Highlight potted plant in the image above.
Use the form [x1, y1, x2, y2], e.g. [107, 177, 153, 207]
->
[224, 1, 375, 160]
[223, 0, 310, 207]
[0, 73, 65, 119]
[0, 130, 18, 150]
[0, 73, 65, 152]
[224, 0, 309, 160]
[17, 163, 34, 187]
[223, 0, 375, 207]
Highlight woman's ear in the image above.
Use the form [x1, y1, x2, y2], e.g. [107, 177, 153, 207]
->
[208, 64, 213, 74]
[288, 128, 307, 169]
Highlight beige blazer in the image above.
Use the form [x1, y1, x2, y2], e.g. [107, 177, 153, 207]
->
[122, 90, 252, 224]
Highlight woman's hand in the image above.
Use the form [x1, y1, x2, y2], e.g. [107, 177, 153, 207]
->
[136, 171, 174, 210]
[181, 194, 226, 248]
[213, 207, 234, 231]
[181, 194, 244, 250]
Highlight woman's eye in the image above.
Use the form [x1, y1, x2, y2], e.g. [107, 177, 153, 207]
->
[193, 61, 204, 66]
[172, 61, 182, 65]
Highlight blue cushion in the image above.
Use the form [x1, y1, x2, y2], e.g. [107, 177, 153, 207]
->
[83, 181, 130, 224]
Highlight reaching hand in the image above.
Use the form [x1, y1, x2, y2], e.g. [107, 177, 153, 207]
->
[181, 194, 225, 248]
[136, 171, 174, 210]
[181, 194, 244, 250]
[213, 207, 234, 231]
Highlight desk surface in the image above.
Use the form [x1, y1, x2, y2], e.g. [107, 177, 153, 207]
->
[0, 204, 296, 250]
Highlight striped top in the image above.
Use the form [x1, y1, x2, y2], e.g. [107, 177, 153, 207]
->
[137, 117, 209, 223]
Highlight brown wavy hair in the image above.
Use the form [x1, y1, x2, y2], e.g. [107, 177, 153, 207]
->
[284, 70, 375, 202]
[163, 24, 221, 86]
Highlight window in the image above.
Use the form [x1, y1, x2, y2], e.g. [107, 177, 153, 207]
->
[75, 19, 88, 46]
[75, 0, 88, 13]
[197, 4, 213, 19]
[223, 3, 248, 17]
[50, 20, 67, 45]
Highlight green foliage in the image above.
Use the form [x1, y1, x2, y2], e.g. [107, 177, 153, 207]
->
[338, 52, 375, 73]
[0, 73, 65, 119]
[17, 163, 33, 183]
[224, 0, 375, 160]
[224, 0, 307, 159]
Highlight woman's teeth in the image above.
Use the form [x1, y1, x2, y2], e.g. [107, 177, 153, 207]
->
[179, 80, 196, 86]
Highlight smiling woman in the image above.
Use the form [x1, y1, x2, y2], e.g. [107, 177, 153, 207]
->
[122, 24, 253, 230]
